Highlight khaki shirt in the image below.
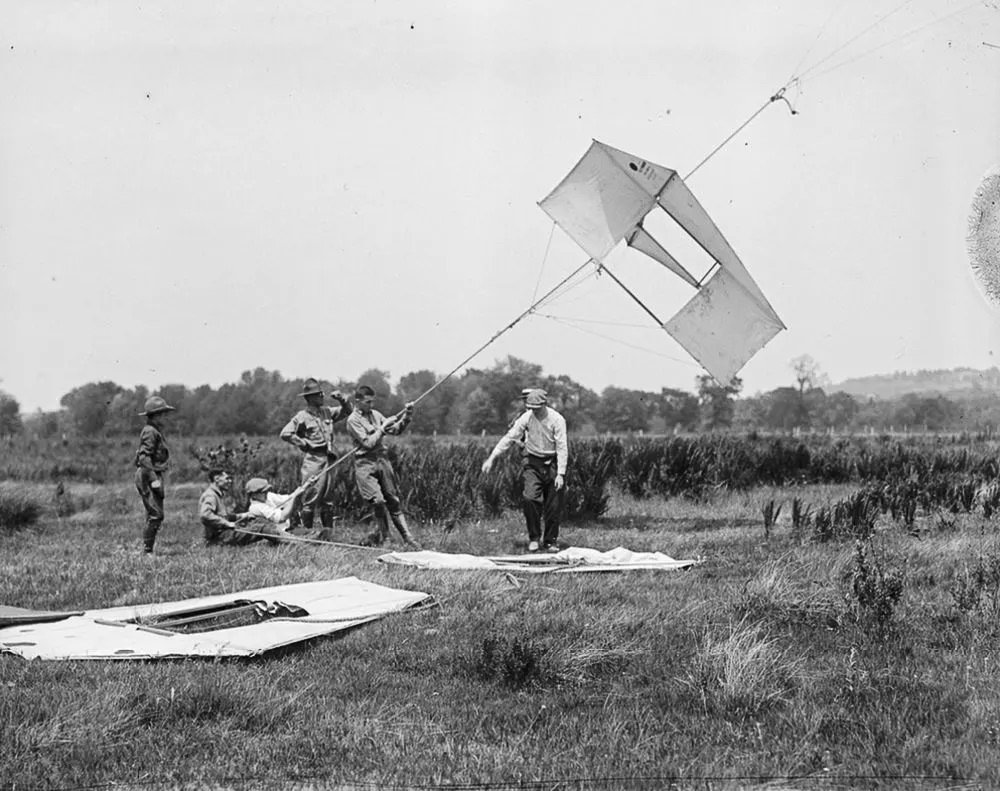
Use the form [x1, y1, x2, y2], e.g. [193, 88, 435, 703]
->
[135, 424, 169, 472]
[198, 484, 235, 541]
[279, 396, 351, 456]
[346, 407, 410, 459]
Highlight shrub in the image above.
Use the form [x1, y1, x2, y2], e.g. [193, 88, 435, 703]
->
[847, 540, 904, 635]
[0, 485, 42, 532]
[472, 628, 555, 689]
[949, 548, 1000, 621]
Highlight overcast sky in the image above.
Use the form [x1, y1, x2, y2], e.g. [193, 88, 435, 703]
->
[2, 0, 999, 412]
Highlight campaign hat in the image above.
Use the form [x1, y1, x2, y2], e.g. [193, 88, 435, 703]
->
[138, 396, 176, 416]
[300, 378, 324, 397]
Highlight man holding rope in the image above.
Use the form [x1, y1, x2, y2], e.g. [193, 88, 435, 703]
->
[199, 469, 286, 547]
[279, 378, 352, 531]
[244, 477, 337, 542]
[345, 385, 421, 549]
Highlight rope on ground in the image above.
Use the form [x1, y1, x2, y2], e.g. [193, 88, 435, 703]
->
[230, 524, 383, 551]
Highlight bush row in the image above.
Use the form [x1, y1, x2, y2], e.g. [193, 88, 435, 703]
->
[1, 433, 998, 523]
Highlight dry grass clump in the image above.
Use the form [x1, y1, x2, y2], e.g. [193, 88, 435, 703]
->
[683, 618, 805, 717]
[741, 553, 847, 627]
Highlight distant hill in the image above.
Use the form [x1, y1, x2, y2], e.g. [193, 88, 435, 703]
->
[831, 367, 1000, 400]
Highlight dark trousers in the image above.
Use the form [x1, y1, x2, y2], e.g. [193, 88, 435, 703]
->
[521, 455, 565, 546]
[135, 468, 164, 550]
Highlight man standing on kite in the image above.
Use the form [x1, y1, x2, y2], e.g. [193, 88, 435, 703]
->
[481, 388, 568, 552]
[279, 378, 352, 531]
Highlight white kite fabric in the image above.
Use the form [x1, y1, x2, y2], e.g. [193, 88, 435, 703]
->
[0, 577, 430, 661]
[378, 546, 698, 574]
[539, 140, 784, 384]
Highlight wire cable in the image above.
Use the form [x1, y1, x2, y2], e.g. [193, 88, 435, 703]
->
[803, 0, 983, 82]
[541, 313, 701, 367]
[530, 222, 557, 305]
[795, 0, 918, 81]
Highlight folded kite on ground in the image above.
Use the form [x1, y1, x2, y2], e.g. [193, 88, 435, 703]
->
[378, 546, 699, 573]
[0, 577, 430, 661]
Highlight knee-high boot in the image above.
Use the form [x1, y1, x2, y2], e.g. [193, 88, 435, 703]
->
[299, 507, 315, 530]
[362, 503, 391, 547]
[142, 521, 160, 554]
[390, 512, 421, 550]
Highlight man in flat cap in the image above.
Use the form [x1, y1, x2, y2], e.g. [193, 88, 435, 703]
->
[279, 378, 352, 531]
[134, 395, 176, 554]
[481, 388, 568, 552]
[244, 476, 336, 542]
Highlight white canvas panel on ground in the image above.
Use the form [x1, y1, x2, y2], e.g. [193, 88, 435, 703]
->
[0, 577, 430, 661]
[664, 266, 784, 385]
[539, 142, 660, 261]
[658, 176, 783, 326]
[627, 226, 700, 288]
[378, 547, 698, 573]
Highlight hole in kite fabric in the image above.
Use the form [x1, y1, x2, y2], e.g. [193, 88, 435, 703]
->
[128, 600, 309, 635]
[968, 165, 1000, 309]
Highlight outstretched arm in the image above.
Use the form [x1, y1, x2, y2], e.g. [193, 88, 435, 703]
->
[481, 413, 528, 473]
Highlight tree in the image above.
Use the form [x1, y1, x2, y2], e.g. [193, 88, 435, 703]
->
[817, 391, 859, 431]
[397, 369, 458, 434]
[461, 386, 499, 434]
[60, 381, 124, 436]
[539, 373, 599, 430]
[0, 390, 22, 436]
[105, 386, 149, 435]
[697, 375, 742, 431]
[789, 355, 829, 429]
[481, 356, 545, 431]
[659, 388, 699, 432]
[594, 387, 655, 433]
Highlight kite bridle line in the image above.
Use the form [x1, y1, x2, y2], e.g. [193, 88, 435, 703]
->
[403, 257, 597, 409]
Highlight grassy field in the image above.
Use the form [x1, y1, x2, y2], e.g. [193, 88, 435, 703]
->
[2, 475, 999, 790]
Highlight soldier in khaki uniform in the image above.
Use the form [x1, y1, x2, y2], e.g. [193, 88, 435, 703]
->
[134, 395, 175, 554]
[279, 378, 352, 530]
[345, 385, 420, 548]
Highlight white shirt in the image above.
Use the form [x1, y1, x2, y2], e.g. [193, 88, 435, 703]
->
[247, 492, 293, 528]
[491, 407, 568, 475]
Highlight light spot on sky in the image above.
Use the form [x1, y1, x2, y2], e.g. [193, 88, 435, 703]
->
[969, 167, 1000, 308]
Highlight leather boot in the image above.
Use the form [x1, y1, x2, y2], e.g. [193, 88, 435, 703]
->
[390, 512, 421, 550]
[142, 521, 160, 554]
[361, 504, 391, 547]
[299, 508, 315, 530]
[319, 508, 334, 529]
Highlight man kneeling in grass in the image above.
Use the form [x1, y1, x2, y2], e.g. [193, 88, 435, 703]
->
[244, 476, 336, 543]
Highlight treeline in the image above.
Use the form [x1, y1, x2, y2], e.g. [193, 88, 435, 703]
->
[2, 357, 999, 440]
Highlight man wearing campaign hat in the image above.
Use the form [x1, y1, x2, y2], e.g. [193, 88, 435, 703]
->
[481, 388, 568, 552]
[133, 395, 176, 554]
[279, 378, 352, 530]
